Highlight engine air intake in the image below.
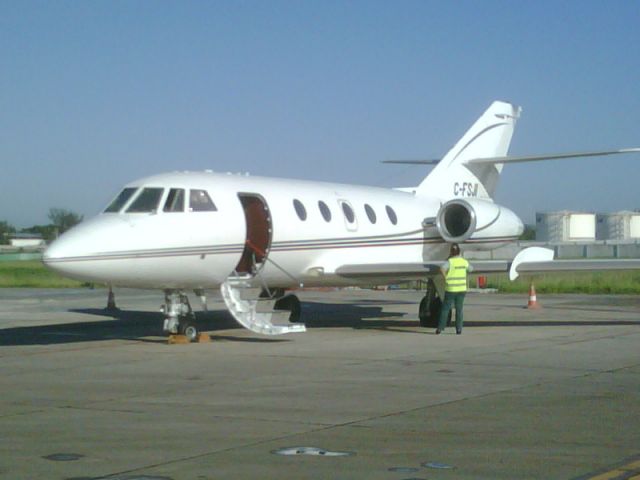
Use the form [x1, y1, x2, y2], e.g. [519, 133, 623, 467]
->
[442, 202, 473, 238]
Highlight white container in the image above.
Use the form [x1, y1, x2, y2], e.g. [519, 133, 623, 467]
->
[536, 211, 595, 242]
[597, 211, 640, 240]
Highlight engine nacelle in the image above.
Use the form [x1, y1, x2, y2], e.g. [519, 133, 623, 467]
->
[436, 198, 524, 244]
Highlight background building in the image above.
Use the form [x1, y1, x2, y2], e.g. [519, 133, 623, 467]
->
[9, 233, 45, 248]
[596, 211, 640, 241]
[536, 211, 596, 242]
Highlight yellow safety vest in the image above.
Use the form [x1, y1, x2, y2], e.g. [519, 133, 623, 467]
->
[445, 256, 469, 292]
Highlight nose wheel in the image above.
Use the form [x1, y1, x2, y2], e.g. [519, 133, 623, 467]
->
[178, 319, 199, 342]
[163, 291, 199, 342]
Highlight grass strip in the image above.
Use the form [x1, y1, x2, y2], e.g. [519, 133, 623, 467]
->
[481, 271, 640, 294]
[0, 261, 87, 288]
[1, 261, 639, 293]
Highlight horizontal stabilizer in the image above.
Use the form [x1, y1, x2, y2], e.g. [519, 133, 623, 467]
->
[465, 147, 640, 165]
[381, 148, 640, 167]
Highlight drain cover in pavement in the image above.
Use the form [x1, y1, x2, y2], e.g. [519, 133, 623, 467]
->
[43, 453, 84, 462]
[422, 461, 453, 469]
[272, 446, 354, 457]
[388, 467, 420, 473]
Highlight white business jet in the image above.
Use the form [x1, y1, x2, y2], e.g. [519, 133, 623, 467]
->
[43, 101, 640, 341]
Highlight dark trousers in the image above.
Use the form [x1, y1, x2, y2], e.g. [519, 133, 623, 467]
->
[437, 291, 466, 331]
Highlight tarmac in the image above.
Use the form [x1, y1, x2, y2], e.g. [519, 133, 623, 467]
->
[0, 287, 639, 480]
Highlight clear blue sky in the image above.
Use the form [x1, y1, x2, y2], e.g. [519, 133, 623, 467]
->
[1, 0, 639, 228]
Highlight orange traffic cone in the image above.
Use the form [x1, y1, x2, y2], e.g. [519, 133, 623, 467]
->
[527, 283, 540, 309]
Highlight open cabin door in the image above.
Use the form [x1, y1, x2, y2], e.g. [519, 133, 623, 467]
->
[221, 193, 305, 336]
[234, 193, 272, 275]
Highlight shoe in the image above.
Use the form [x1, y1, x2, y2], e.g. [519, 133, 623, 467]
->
[435, 329, 442, 335]
[456, 329, 462, 335]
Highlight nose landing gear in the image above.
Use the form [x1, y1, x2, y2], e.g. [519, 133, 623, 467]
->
[162, 291, 199, 342]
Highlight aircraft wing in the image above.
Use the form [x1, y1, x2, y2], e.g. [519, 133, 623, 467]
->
[335, 247, 640, 283]
[514, 259, 640, 274]
[335, 260, 509, 282]
[335, 262, 444, 281]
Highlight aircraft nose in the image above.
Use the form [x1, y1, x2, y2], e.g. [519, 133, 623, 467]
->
[43, 230, 86, 278]
[42, 218, 107, 281]
[43, 236, 73, 263]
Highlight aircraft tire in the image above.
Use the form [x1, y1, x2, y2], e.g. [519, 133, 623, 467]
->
[419, 294, 452, 328]
[179, 320, 199, 342]
[274, 295, 302, 323]
[419, 295, 439, 328]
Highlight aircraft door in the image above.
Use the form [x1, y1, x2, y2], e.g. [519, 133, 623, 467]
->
[338, 200, 358, 232]
[234, 194, 272, 275]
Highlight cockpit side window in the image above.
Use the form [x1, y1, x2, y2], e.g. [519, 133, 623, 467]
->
[163, 188, 185, 213]
[104, 187, 138, 213]
[126, 188, 164, 213]
[189, 189, 217, 212]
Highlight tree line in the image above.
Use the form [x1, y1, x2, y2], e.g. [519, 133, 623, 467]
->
[0, 208, 83, 245]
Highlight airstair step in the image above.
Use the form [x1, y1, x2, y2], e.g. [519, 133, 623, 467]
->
[255, 299, 277, 313]
[220, 279, 306, 336]
[237, 287, 262, 300]
[269, 310, 294, 324]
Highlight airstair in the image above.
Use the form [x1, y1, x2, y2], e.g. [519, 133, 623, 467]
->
[220, 275, 306, 335]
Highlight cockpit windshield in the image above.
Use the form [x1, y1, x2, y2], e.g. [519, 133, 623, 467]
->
[163, 188, 185, 213]
[126, 188, 165, 213]
[104, 187, 138, 213]
[103, 186, 217, 214]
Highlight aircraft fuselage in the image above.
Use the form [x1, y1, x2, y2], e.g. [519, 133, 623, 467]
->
[43, 170, 522, 290]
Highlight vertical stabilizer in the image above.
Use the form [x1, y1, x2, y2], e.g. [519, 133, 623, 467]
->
[416, 101, 521, 200]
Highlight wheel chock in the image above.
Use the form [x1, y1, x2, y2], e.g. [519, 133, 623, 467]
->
[168, 333, 211, 344]
[167, 334, 190, 344]
[197, 333, 211, 343]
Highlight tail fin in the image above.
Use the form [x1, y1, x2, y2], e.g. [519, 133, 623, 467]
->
[416, 101, 521, 200]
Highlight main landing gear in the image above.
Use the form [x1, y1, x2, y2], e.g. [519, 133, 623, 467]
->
[260, 288, 303, 323]
[274, 294, 302, 323]
[162, 291, 199, 342]
[418, 279, 451, 329]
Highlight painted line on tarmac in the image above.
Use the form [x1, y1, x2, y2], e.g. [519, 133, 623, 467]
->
[575, 455, 640, 480]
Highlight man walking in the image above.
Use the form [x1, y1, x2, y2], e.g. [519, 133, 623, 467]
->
[437, 243, 473, 335]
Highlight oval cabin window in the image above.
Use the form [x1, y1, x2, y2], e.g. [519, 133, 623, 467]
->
[318, 201, 332, 222]
[293, 199, 307, 221]
[386, 205, 398, 225]
[342, 202, 355, 223]
[364, 204, 377, 224]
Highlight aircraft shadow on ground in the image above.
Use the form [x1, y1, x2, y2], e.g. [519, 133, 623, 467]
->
[2, 301, 635, 347]
[0, 301, 411, 347]
[300, 301, 412, 329]
[0, 309, 264, 347]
